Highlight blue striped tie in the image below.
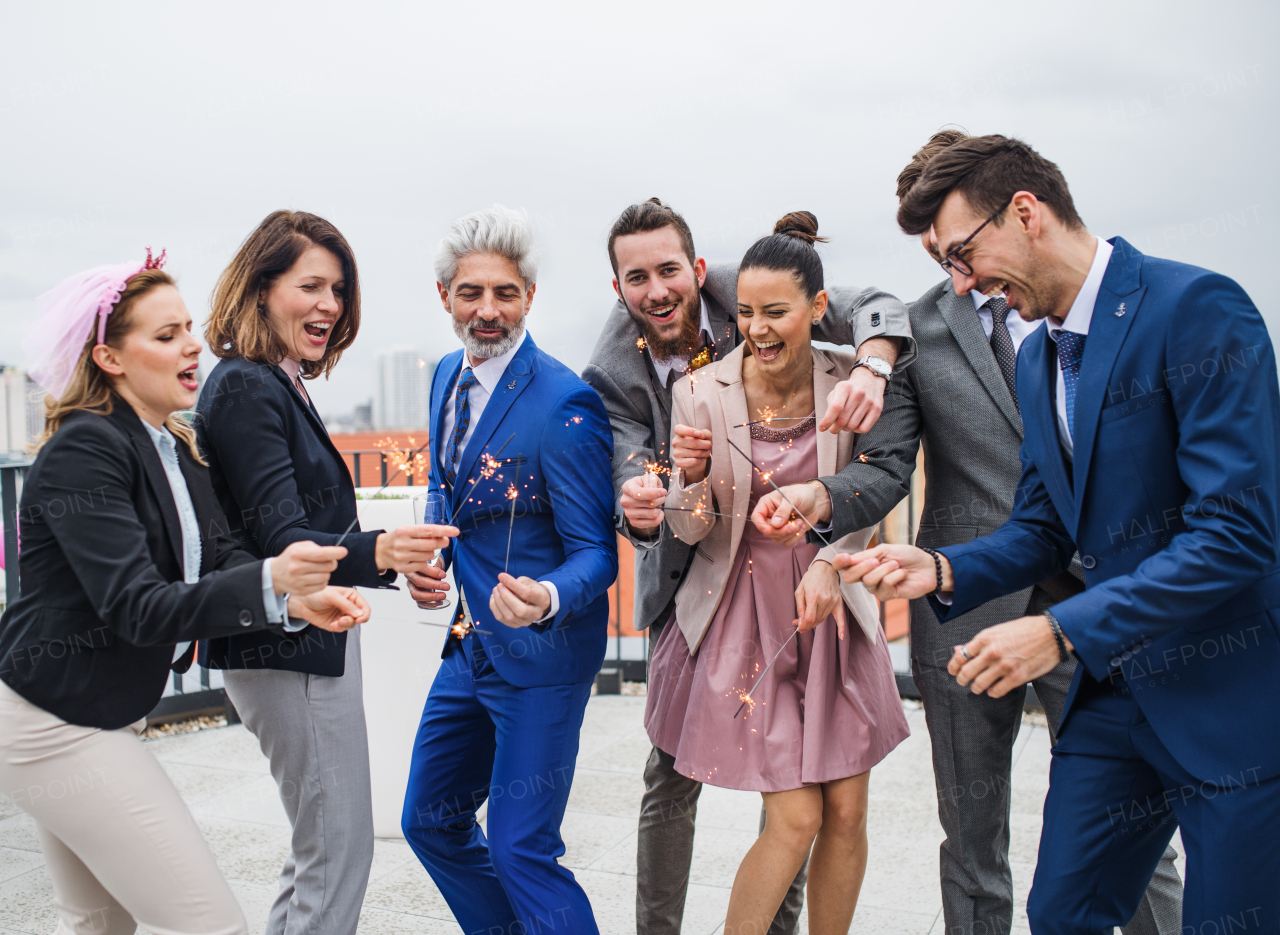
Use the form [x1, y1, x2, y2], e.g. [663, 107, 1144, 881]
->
[1055, 331, 1087, 441]
[444, 369, 478, 487]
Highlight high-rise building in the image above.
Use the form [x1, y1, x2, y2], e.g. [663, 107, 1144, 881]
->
[0, 368, 43, 456]
[374, 347, 432, 429]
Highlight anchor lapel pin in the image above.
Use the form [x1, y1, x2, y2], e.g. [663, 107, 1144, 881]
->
[1115, 302, 1126, 318]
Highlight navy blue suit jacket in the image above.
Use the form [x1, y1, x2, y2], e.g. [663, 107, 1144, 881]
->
[195, 357, 395, 676]
[934, 238, 1280, 783]
[431, 333, 617, 687]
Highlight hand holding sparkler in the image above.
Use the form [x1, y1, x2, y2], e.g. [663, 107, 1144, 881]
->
[489, 572, 552, 629]
[620, 471, 667, 533]
[750, 480, 833, 546]
[794, 560, 846, 640]
[270, 541, 349, 597]
[287, 586, 371, 633]
[671, 423, 711, 484]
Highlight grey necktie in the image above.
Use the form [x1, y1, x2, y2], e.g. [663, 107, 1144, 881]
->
[987, 296, 1019, 409]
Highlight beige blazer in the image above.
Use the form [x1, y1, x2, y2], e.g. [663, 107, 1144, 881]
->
[665, 344, 880, 654]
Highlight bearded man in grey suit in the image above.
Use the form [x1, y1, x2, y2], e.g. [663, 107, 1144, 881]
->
[581, 198, 914, 935]
[752, 132, 1183, 935]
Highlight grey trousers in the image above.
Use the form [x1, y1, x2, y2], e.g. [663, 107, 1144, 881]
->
[223, 628, 374, 935]
[913, 655, 1183, 935]
[637, 745, 807, 935]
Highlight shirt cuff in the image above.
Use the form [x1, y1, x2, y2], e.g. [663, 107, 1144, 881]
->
[261, 560, 300, 629]
[935, 591, 953, 606]
[536, 580, 560, 622]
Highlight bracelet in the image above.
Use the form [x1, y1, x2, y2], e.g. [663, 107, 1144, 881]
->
[1044, 609, 1069, 663]
[919, 547, 944, 595]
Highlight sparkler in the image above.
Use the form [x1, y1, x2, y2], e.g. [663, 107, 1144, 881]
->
[733, 625, 801, 719]
[663, 506, 734, 519]
[503, 454, 521, 574]
[725, 437, 833, 549]
[732, 415, 815, 429]
[335, 434, 437, 546]
[448, 433, 517, 525]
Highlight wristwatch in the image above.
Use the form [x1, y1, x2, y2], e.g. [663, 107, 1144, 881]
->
[852, 355, 892, 382]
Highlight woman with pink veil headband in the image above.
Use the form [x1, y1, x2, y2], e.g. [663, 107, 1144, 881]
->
[0, 252, 370, 935]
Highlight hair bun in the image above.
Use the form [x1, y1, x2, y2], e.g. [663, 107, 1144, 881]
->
[773, 211, 827, 246]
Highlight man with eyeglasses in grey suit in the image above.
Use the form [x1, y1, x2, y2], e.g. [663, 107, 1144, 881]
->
[751, 131, 1182, 935]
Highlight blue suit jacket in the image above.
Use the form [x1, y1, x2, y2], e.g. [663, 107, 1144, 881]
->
[196, 357, 396, 676]
[934, 238, 1280, 783]
[431, 333, 617, 688]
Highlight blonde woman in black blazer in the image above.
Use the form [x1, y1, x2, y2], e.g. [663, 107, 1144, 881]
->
[0, 260, 366, 935]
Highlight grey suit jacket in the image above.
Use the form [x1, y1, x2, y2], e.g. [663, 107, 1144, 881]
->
[582, 261, 915, 632]
[817, 278, 1083, 668]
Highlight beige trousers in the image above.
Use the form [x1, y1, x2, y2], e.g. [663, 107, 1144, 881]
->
[0, 680, 247, 935]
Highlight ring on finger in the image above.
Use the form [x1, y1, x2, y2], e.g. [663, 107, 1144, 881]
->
[960, 645, 973, 661]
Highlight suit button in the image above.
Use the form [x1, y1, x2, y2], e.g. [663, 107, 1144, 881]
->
[670, 572, 680, 580]
[238, 610, 253, 627]
[1110, 656, 1122, 667]
[1081, 555, 1097, 570]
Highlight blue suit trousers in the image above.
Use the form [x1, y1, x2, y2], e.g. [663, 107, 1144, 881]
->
[1028, 675, 1280, 933]
[401, 637, 598, 935]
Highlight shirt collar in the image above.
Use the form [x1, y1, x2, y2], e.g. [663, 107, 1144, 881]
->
[1046, 237, 1113, 339]
[279, 357, 302, 382]
[141, 419, 176, 457]
[651, 298, 713, 386]
[971, 289, 994, 310]
[464, 328, 528, 395]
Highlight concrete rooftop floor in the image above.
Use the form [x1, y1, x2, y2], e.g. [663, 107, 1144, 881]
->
[0, 694, 1182, 934]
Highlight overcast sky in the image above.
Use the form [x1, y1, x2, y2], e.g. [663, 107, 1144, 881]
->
[2, 1, 1275, 420]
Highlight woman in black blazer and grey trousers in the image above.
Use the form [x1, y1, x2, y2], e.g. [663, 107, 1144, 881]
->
[0, 258, 365, 935]
[196, 211, 447, 935]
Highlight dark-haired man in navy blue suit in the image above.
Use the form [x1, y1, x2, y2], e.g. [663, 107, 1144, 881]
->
[401, 205, 617, 935]
[838, 136, 1280, 933]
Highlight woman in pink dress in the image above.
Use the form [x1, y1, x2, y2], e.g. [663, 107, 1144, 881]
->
[644, 212, 909, 935]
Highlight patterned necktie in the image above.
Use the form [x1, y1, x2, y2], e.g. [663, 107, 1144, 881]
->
[987, 296, 1019, 411]
[1055, 331, 1087, 441]
[444, 369, 478, 487]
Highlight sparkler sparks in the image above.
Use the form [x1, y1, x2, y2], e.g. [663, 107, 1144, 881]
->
[448, 433, 517, 525]
[503, 455, 521, 575]
[732, 625, 801, 719]
[335, 434, 438, 546]
[725, 437, 833, 549]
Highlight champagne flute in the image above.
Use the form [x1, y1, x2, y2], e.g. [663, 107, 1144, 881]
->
[411, 490, 451, 611]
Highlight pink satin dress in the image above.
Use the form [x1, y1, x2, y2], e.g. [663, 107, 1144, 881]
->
[644, 417, 909, 792]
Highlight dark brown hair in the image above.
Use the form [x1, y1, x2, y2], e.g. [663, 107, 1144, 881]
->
[897, 135, 1084, 236]
[896, 127, 970, 203]
[206, 210, 360, 379]
[34, 269, 202, 460]
[607, 198, 697, 278]
[739, 211, 828, 300]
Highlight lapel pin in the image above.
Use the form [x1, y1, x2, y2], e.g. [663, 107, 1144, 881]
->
[1115, 303, 1126, 317]
[507, 379, 518, 390]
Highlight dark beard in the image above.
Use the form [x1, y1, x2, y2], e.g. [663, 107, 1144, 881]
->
[628, 288, 702, 361]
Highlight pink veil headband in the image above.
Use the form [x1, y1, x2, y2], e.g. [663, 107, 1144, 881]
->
[23, 247, 167, 400]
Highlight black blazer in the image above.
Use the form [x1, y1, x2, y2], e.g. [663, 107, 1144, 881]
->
[0, 403, 280, 729]
[195, 357, 394, 676]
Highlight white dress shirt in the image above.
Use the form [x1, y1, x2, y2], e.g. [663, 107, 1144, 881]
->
[971, 290, 1042, 355]
[142, 422, 290, 663]
[438, 328, 559, 620]
[649, 298, 715, 387]
[1044, 237, 1113, 456]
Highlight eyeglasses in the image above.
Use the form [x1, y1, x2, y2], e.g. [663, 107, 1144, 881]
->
[938, 197, 1012, 277]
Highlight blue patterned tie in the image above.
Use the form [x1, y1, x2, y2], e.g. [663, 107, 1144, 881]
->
[444, 369, 478, 487]
[1055, 331, 1087, 441]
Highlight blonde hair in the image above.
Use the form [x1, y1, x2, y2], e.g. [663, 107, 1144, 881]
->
[32, 269, 204, 461]
[205, 210, 360, 379]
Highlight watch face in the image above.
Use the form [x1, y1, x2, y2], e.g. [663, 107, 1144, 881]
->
[860, 356, 891, 377]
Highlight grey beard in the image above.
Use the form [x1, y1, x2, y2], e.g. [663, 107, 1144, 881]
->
[453, 315, 526, 360]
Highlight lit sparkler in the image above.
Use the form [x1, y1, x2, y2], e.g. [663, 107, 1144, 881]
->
[335, 434, 438, 546]
[448, 433, 517, 525]
[725, 437, 833, 549]
[732, 625, 801, 719]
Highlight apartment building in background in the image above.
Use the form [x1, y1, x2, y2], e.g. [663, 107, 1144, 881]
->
[374, 346, 432, 430]
[0, 368, 43, 457]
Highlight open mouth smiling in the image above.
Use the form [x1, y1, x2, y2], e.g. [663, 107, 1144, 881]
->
[755, 339, 784, 362]
[178, 365, 198, 391]
[643, 302, 678, 324]
[303, 321, 333, 344]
